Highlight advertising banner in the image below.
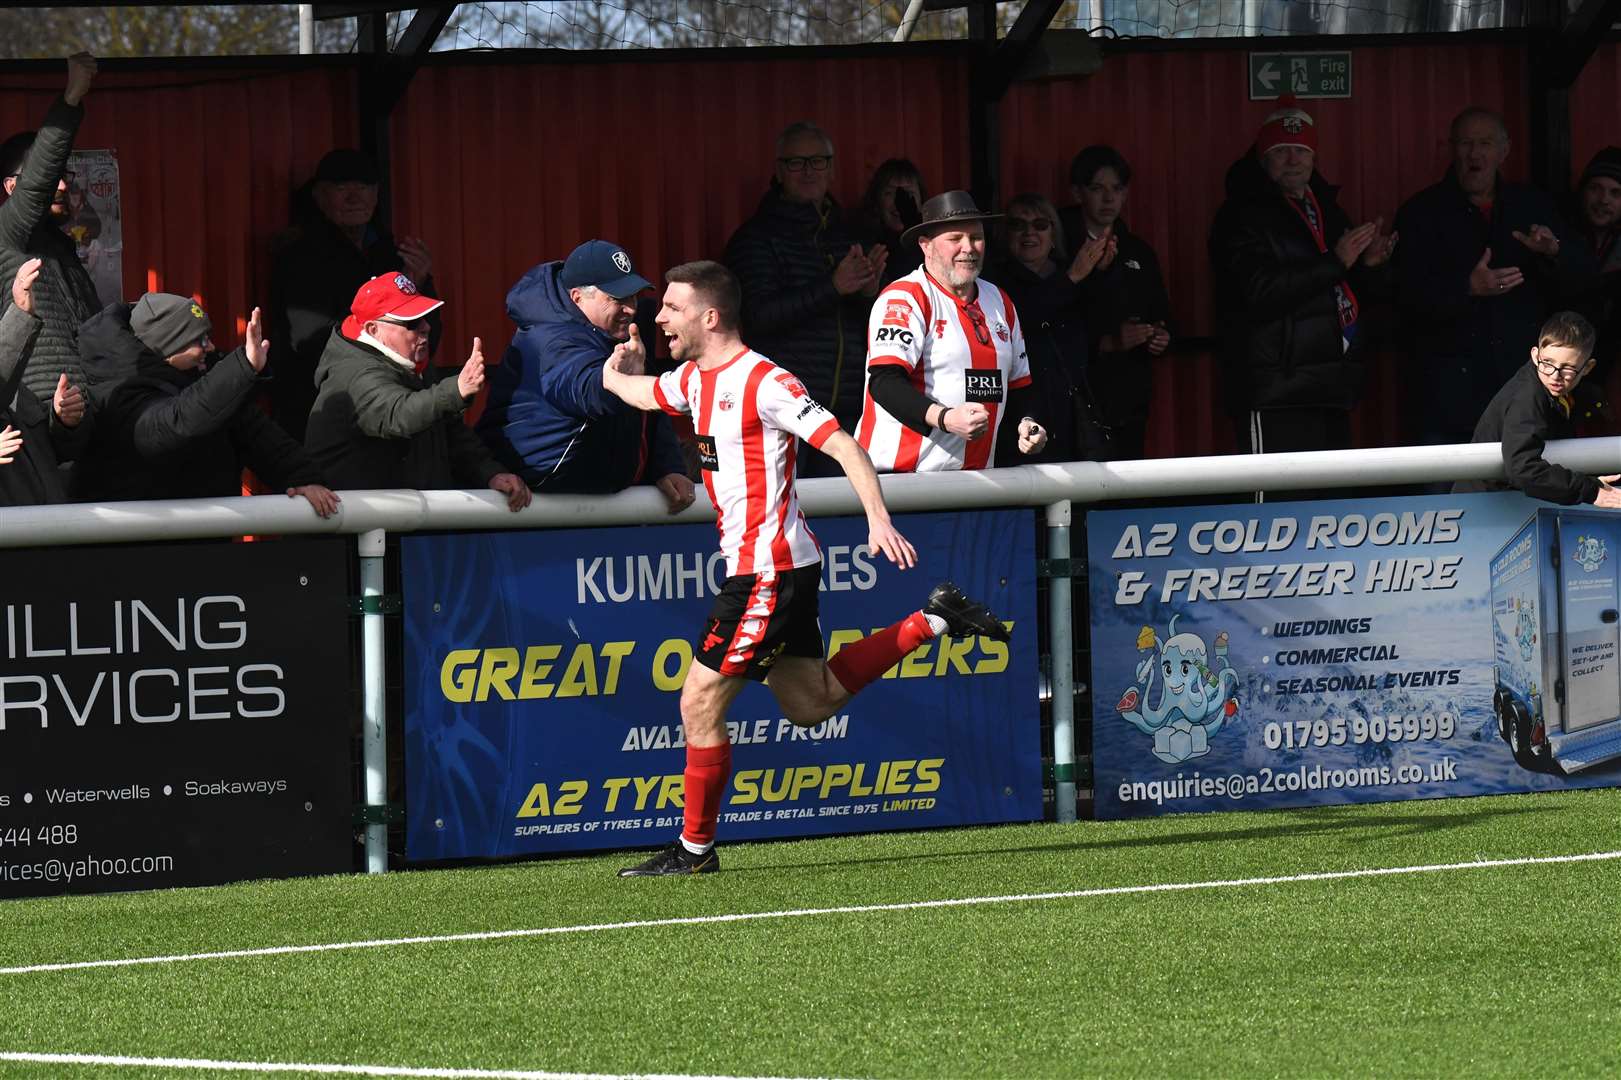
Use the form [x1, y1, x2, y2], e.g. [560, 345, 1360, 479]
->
[65, 149, 122, 306]
[0, 538, 354, 898]
[401, 510, 1040, 861]
[1088, 492, 1621, 818]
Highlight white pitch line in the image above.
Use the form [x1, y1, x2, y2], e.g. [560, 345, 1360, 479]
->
[0, 1051, 847, 1080]
[2, 849, 1616, 978]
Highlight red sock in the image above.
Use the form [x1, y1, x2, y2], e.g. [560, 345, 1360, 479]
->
[681, 742, 732, 849]
[827, 610, 936, 695]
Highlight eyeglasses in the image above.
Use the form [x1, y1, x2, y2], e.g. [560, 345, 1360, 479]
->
[778, 154, 833, 173]
[1533, 357, 1585, 379]
[965, 303, 991, 346]
[1008, 217, 1052, 233]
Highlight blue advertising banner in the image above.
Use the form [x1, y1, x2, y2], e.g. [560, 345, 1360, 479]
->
[402, 510, 1039, 860]
[1088, 492, 1621, 818]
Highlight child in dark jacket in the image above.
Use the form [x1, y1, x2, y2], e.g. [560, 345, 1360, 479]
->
[1458, 310, 1621, 506]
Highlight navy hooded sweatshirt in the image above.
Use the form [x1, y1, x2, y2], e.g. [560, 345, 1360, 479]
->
[478, 260, 685, 492]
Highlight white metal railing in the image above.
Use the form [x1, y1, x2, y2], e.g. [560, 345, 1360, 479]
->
[7, 437, 1618, 860]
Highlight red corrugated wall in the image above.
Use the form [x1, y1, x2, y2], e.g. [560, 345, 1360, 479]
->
[1573, 41, 1621, 178]
[389, 52, 973, 373]
[999, 39, 1536, 457]
[2, 38, 1612, 461]
[0, 64, 357, 346]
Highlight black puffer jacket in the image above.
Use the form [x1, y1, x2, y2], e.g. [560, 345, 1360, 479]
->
[76, 302, 323, 502]
[723, 186, 871, 428]
[0, 97, 103, 404]
[0, 304, 78, 505]
[1071, 218, 1172, 430]
[1210, 155, 1374, 414]
[987, 258, 1091, 464]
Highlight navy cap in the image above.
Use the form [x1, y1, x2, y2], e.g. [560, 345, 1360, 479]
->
[558, 240, 651, 298]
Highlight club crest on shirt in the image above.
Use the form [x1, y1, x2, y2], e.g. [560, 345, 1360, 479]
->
[993, 319, 1010, 342]
[774, 372, 808, 398]
[718, 392, 736, 412]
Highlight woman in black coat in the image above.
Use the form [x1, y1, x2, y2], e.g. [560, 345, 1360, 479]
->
[988, 193, 1110, 464]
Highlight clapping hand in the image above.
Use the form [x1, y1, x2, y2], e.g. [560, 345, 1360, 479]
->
[1511, 224, 1560, 258]
[397, 237, 433, 283]
[1360, 218, 1399, 267]
[833, 245, 877, 296]
[0, 425, 20, 465]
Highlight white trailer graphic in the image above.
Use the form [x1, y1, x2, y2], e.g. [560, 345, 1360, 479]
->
[1489, 508, 1621, 773]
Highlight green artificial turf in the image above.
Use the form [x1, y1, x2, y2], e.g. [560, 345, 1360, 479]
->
[1, 788, 1617, 1079]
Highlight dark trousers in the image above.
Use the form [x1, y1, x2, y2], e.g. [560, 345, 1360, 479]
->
[1240, 407, 1354, 502]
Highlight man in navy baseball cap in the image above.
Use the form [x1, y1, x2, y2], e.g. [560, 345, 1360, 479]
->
[558, 239, 652, 299]
[477, 239, 693, 511]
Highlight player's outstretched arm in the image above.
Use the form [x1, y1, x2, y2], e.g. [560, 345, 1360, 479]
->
[600, 328, 661, 412]
[820, 429, 916, 569]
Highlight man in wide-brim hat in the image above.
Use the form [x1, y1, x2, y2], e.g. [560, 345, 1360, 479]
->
[856, 190, 1048, 472]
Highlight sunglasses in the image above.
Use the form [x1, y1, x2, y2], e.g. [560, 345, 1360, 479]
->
[965, 304, 991, 346]
[1008, 216, 1053, 233]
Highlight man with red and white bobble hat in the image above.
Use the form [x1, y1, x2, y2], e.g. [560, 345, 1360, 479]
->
[601, 259, 1013, 877]
[856, 190, 1048, 472]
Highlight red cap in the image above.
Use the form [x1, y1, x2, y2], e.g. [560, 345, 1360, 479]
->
[341, 273, 444, 338]
[1255, 94, 1317, 155]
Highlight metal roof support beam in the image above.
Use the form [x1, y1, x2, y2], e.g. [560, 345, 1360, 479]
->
[966, 1, 1001, 213]
[1528, 0, 1620, 194]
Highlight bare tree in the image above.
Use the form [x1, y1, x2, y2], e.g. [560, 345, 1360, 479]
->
[0, 5, 354, 59]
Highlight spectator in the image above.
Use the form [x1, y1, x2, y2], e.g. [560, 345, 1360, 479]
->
[0, 53, 101, 411]
[0, 258, 87, 505]
[75, 292, 337, 515]
[1210, 97, 1394, 469]
[1393, 107, 1590, 446]
[986, 193, 1110, 464]
[1064, 145, 1174, 461]
[477, 240, 693, 510]
[856, 191, 1048, 472]
[724, 121, 886, 474]
[304, 273, 530, 511]
[1456, 311, 1621, 506]
[268, 149, 436, 442]
[856, 158, 927, 286]
[1568, 147, 1621, 375]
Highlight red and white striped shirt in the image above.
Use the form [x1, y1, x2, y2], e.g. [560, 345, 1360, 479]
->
[654, 348, 840, 577]
[856, 266, 1031, 472]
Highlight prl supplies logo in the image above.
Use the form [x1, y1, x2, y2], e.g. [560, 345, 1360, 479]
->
[1573, 534, 1607, 573]
[1115, 615, 1240, 764]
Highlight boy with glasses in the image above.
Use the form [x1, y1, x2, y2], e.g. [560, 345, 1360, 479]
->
[1457, 310, 1621, 506]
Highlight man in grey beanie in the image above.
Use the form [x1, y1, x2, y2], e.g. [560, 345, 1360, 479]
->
[75, 291, 339, 516]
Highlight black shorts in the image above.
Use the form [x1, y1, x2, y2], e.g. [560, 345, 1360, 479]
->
[695, 564, 824, 682]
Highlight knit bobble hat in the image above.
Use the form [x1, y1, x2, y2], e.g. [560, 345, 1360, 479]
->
[1255, 94, 1317, 155]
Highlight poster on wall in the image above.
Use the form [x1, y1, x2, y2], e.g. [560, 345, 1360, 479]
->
[401, 510, 1041, 861]
[64, 149, 122, 306]
[1087, 492, 1621, 819]
[0, 538, 354, 898]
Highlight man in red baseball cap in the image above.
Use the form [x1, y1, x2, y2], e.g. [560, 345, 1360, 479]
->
[303, 272, 531, 510]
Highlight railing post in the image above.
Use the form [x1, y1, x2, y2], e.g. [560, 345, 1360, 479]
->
[359, 528, 388, 873]
[1046, 500, 1077, 824]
